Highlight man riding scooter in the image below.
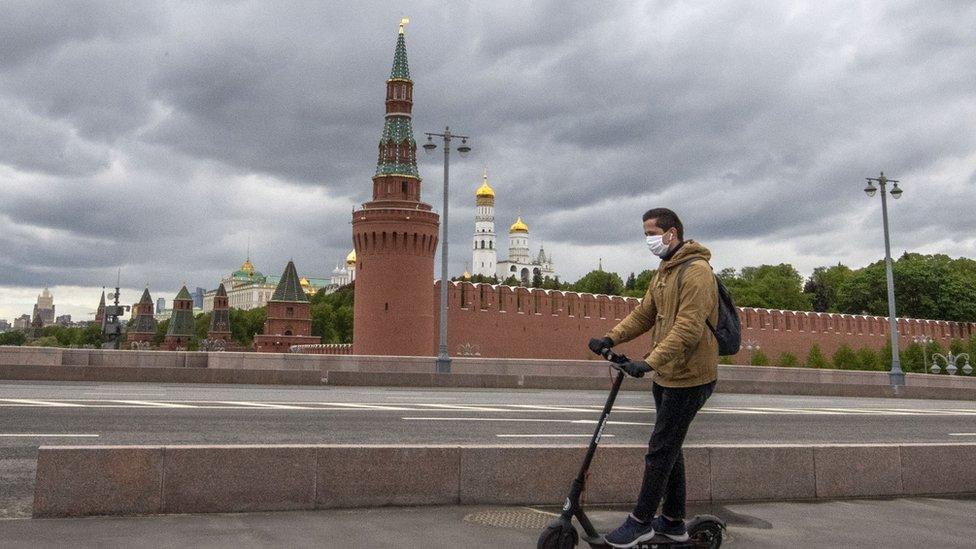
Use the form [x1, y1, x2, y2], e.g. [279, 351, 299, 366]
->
[588, 208, 719, 548]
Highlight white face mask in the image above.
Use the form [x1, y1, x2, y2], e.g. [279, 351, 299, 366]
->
[646, 234, 671, 257]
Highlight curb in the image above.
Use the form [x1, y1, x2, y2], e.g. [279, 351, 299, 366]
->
[32, 443, 976, 518]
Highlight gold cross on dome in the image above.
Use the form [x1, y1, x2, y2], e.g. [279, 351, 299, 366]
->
[399, 17, 410, 34]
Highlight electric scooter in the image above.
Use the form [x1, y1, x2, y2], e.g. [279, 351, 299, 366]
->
[537, 348, 725, 549]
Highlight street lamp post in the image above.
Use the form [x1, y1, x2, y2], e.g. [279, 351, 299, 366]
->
[423, 127, 471, 374]
[863, 172, 905, 386]
[912, 335, 933, 374]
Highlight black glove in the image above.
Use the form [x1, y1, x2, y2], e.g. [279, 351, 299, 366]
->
[619, 360, 652, 378]
[588, 337, 614, 356]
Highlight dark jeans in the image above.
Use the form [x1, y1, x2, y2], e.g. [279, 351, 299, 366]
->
[632, 380, 715, 522]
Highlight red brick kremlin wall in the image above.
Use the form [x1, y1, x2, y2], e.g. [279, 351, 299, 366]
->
[431, 281, 976, 361]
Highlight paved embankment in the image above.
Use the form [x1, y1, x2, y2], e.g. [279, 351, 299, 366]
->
[5, 498, 975, 549]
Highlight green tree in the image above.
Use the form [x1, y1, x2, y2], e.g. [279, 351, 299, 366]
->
[750, 349, 770, 366]
[309, 284, 355, 344]
[804, 263, 853, 312]
[720, 264, 811, 310]
[855, 347, 883, 371]
[623, 270, 656, 298]
[27, 336, 60, 347]
[901, 343, 925, 373]
[832, 345, 859, 370]
[153, 319, 169, 346]
[778, 352, 799, 367]
[229, 308, 266, 347]
[573, 270, 624, 296]
[624, 272, 636, 291]
[805, 345, 831, 369]
[0, 331, 27, 346]
[502, 275, 520, 287]
[836, 253, 976, 322]
[531, 271, 544, 288]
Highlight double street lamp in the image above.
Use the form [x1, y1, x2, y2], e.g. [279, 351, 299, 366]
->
[423, 127, 471, 374]
[863, 172, 905, 387]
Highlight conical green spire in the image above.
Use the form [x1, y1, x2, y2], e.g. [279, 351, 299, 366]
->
[271, 261, 309, 302]
[174, 286, 192, 301]
[138, 288, 152, 304]
[390, 31, 410, 80]
[166, 286, 194, 337]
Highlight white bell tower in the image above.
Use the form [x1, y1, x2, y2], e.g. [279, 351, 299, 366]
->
[472, 165, 497, 277]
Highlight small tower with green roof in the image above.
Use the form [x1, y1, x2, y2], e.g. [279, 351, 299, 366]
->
[254, 261, 319, 353]
[207, 283, 232, 345]
[164, 285, 195, 350]
[126, 288, 157, 348]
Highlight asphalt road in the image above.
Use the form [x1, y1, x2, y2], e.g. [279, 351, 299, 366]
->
[2, 380, 975, 518]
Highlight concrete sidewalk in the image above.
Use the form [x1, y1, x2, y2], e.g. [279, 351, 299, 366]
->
[1, 497, 971, 548]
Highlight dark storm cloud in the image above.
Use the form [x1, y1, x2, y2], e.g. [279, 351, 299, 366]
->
[1, 0, 974, 315]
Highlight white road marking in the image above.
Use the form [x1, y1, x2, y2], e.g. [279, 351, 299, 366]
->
[496, 434, 614, 438]
[213, 401, 312, 410]
[311, 402, 417, 411]
[0, 399, 84, 407]
[414, 403, 514, 412]
[948, 433, 976, 436]
[0, 434, 99, 437]
[509, 404, 601, 413]
[109, 400, 196, 408]
[401, 417, 653, 426]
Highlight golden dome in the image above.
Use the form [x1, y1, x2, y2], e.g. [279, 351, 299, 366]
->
[300, 277, 310, 287]
[475, 165, 494, 204]
[476, 181, 495, 199]
[462, 270, 471, 279]
[240, 258, 255, 274]
[346, 249, 357, 266]
[510, 216, 529, 233]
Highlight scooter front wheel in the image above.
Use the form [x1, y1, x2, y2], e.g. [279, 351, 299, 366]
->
[538, 517, 580, 549]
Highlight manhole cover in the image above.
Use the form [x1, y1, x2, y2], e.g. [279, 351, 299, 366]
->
[463, 507, 556, 530]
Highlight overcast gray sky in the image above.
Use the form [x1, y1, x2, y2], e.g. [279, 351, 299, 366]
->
[1, 1, 974, 321]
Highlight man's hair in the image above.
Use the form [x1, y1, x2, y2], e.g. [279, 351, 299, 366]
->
[642, 208, 684, 240]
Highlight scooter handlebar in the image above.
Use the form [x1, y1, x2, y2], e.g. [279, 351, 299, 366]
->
[600, 347, 630, 369]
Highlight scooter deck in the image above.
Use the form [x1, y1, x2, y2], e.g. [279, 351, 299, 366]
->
[584, 535, 716, 548]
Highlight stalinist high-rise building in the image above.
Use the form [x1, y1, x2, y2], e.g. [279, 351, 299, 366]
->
[351, 19, 440, 356]
[32, 288, 55, 327]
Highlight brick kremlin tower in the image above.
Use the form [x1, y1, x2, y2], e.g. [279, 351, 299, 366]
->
[126, 288, 157, 347]
[207, 283, 232, 343]
[352, 20, 440, 356]
[163, 286, 195, 350]
[254, 261, 318, 352]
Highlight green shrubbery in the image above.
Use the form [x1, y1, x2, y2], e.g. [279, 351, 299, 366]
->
[777, 352, 799, 367]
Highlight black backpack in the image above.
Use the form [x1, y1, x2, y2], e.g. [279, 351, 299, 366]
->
[678, 260, 741, 356]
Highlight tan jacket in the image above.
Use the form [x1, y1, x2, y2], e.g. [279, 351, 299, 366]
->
[606, 241, 719, 388]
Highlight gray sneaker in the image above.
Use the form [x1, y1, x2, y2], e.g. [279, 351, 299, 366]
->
[604, 515, 655, 548]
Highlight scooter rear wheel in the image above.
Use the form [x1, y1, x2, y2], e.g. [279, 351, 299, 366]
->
[537, 518, 579, 549]
[688, 520, 724, 548]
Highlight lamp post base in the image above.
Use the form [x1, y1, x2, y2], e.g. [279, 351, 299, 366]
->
[889, 370, 906, 387]
[436, 356, 452, 374]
